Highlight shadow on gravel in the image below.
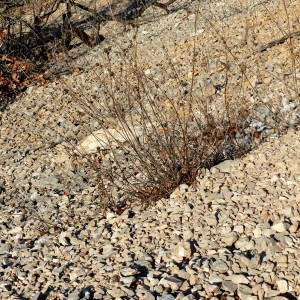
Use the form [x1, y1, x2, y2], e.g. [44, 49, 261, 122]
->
[282, 293, 298, 300]
[79, 285, 95, 299]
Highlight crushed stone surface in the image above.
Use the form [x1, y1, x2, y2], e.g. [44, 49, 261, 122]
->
[0, 0, 299, 298]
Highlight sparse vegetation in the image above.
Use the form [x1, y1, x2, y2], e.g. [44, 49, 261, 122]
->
[1, 0, 299, 208]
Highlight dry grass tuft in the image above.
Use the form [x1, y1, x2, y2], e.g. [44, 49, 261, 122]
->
[71, 0, 299, 208]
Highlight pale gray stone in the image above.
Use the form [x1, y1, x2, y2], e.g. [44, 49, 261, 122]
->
[204, 216, 218, 227]
[67, 290, 80, 300]
[136, 285, 155, 300]
[238, 284, 256, 299]
[181, 295, 197, 300]
[222, 232, 238, 246]
[107, 287, 127, 298]
[120, 276, 135, 287]
[0, 243, 12, 254]
[211, 260, 229, 273]
[222, 281, 238, 293]
[120, 267, 140, 276]
[158, 295, 176, 300]
[160, 276, 184, 291]
[235, 236, 254, 250]
[229, 274, 250, 284]
[208, 273, 223, 283]
[214, 160, 240, 173]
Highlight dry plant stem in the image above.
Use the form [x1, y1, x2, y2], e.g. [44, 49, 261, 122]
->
[130, 30, 178, 178]
[223, 50, 231, 125]
[104, 51, 170, 197]
[67, 0, 297, 207]
[202, 10, 292, 127]
[188, 0, 201, 102]
[158, 43, 192, 170]
[282, 0, 298, 95]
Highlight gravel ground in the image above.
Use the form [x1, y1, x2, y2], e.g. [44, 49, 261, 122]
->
[0, 0, 299, 299]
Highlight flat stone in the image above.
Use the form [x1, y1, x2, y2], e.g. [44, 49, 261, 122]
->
[78, 128, 127, 153]
[238, 284, 256, 299]
[34, 176, 60, 187]
[120, 267, 140, 276]
[69, 267, 86, 281]
[204, 284, 220, 294]
[160, 276, 184, 291]
[120, 276, 135, 287]
[256, 236, 283, 254]
[133, 260, 152, 269]
[235, 237, 254, 250]
[0, 243, 12, 254]
[222, 232, 238, 246]
[208, 274, 223, 284]
[136, 285, 155, 300]
[204, 216, 218, 227]
[67, 290, 80, 300]
[271, 221, 290, 232]
[276, 279, 288, 293]
[229, 274, 250, 285]
[181, 295, 197, 300]
[158, 295, 176, 300]
[211, 260, 229, 273]
[107, 287, 127, 298]
[120, 285, 135, 297]
[222, 281, 238, 293]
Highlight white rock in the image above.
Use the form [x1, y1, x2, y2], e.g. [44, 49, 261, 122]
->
[172, 242, 192, 262]
[276, 278, 288, 293]
[215, 160, 240, 172]
[107, 287, 127, 298]
[253, 228, 262, 238]
[271, 221, 290, 232]
[183, 230, 194, 241]
[79, 128, 127, 153]
[79, 123, 159, 153]
[209, 274, 223, 283]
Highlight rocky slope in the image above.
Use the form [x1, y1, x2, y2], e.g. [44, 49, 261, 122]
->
[0, 0, 299, 299]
